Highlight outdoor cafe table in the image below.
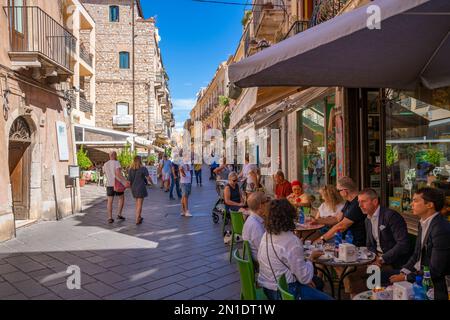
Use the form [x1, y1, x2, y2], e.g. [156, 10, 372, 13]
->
[294, 222, 325, 240]
[303, 245, 376, 300]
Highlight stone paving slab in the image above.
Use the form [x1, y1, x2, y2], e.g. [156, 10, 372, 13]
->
[0, 173, 241, 300]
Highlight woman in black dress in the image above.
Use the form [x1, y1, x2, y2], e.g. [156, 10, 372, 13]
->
[128, 156, 151, 225]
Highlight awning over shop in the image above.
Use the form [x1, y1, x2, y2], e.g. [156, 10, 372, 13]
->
[229, 0, 450, 90]
[74, 124, 162, 152]
[253, 87, 333, 129]
[230, 86, 301, 129]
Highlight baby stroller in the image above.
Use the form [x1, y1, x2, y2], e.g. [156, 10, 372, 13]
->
[212, 180, 229, 233]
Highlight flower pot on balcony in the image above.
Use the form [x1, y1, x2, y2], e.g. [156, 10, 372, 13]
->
[79, 178, 86, 187]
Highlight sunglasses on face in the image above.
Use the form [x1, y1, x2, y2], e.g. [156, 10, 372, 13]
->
[337, 188, 348, 192]
[231, 179, 238, 183]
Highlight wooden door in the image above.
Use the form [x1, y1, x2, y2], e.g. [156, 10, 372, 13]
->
[8, 117, 32, 221]
[9, 142, 31, 220]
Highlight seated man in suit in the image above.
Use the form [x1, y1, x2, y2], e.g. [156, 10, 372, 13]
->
[390, 188, 450, 300]
[358, 188, 411, 284]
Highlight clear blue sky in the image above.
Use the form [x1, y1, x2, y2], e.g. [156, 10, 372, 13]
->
[141, 0, 247, 130]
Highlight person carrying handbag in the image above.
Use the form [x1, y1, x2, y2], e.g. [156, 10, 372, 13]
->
[103, 151, 130, 224]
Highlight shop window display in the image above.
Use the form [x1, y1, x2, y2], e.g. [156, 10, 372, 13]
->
[386, 89, 450, 219]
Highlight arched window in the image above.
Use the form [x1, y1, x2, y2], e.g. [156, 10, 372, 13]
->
[119, 51, 130, 69]
[109, 5, 119, 22]
[116, 102, 129, 115]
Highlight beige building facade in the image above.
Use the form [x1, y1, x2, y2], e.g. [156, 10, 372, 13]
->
[0, 0, 94, 242]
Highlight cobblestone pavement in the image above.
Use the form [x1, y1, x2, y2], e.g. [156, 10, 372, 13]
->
[0, 172, 240, 300]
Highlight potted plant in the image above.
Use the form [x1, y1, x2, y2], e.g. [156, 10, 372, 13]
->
[77, 146, 92, 187]
[118, 143, 137, 176]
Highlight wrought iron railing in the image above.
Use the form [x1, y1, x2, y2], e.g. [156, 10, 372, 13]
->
[5, 6, 76, 72]
[284, 20, 310, 40]
[310, 0, 349, 27]
[79, 95, 93, 114]
[79, 45, 93, 67]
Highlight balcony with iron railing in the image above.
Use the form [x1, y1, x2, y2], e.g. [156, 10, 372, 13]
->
[284, 20, 309, 40]
[310, 0, 349, 27]
[5, 6, 76, 74]
[282, 0, 349, 41]
[79, 45, 93, 68]
[79, 94, 93, 114]
[154, 73, 163, 87]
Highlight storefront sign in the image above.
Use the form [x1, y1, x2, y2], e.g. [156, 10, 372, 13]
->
[56, 121, 70, 161]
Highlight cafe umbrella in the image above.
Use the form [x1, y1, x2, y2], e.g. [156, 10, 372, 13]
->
[228, 0, 450, 91]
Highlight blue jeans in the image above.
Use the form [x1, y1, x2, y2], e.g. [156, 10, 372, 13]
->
[264, 280, 333, 300]
[170, 175, 182, 198]
[195, 170, 202, 185]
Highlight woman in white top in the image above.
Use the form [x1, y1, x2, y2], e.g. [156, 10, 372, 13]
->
[312, 185, 345, 227]
[257, 199, 333, 300]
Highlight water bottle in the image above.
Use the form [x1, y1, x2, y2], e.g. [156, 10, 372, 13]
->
[423, 266, 434, 300]
[345, 230, 353, 244]
[413, 276, 426, 300]
[299, 207, 305, 225]
[334, 231, 342, 257]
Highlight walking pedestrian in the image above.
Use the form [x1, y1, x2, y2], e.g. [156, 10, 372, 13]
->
[103, 151, 129, 224]
[128, 156, 152, 225]
[315, 155, 324, 186]
[160, 154, 172, 192]
[307, 156, 315, 186]
[194, 163, 203, 186]
[180, 160, 193, 217]
[170, 159, 182, 200]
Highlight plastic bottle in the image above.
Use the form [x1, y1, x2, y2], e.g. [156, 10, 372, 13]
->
[345, 230, 353, 244]
[334, 231, 342, 257]
[413, 276, 426, 300]
[423, 266, 434, 300]
[299, 207, 305, 225]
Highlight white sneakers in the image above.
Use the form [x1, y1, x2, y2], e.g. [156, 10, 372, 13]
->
[181, 211, 193, 217]
[224, 231, 232, 244]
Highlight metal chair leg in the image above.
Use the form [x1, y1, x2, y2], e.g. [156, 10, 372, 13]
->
[229, 232, 235, 263]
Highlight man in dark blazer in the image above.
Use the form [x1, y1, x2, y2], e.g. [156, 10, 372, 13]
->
[390, 188, 450, 300]
[358, 189, 411, 270]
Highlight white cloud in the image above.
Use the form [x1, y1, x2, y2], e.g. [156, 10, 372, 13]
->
[172, 98, 196, 111]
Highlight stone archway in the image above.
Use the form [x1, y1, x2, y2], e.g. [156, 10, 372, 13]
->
[8, 116, 32, 221]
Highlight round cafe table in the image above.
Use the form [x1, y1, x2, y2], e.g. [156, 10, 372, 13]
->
[294, 222, 324, 240]
[311, 249, 376, 300]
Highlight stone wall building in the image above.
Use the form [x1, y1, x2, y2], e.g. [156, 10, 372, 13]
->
[0, 0, 93, 242]
[80, 0, 174, 160]
[189, 60, 231, 161]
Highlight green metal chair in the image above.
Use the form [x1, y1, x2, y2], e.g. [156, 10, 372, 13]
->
[278, 274, 295, 300]
[233, 248, 267, 300]
[229, 211, 245, 263]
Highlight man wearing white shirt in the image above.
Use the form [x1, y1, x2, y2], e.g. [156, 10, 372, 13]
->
[242, 192, 267, 262]
[358, 189, 410, 271]
[389, 188, 450, 300]
[103, 151, 130, 224]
